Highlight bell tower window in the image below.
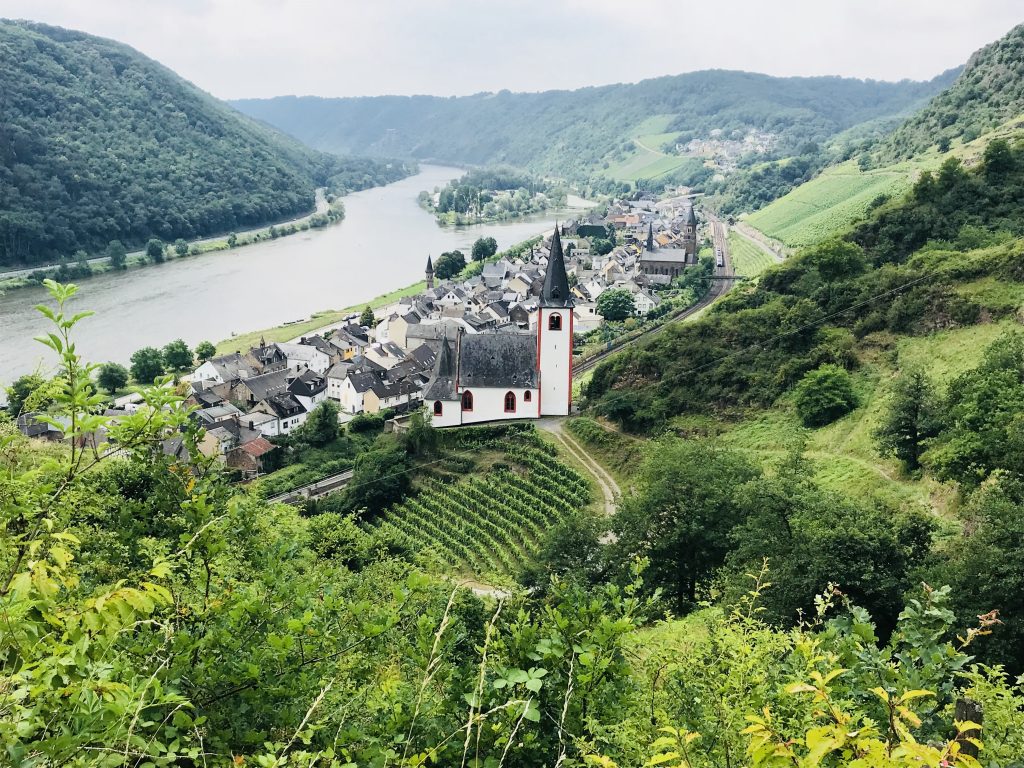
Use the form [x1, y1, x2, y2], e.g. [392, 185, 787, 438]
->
[548, 313, 562, 331]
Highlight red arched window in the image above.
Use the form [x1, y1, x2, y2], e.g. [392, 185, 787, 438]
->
[504, 391, 516, 413]
[433, 400, 443, 416]
[548, 313, 562, 331]
[523, 391, 532, 402]
[461, 390, 474, 412]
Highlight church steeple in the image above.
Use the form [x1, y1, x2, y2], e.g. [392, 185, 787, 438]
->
[425, 254, 434, 289]
[540, 225, 572, 308]
[646, 222, 655, 251]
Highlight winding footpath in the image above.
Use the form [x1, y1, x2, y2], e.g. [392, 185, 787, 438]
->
[539, 418, 620, 516]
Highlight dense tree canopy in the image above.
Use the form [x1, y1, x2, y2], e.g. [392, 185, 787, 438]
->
[0, 20, 413, 267]
[233, 69, 954, 183]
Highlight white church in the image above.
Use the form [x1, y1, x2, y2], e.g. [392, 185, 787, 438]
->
[424, 226, 574, 427]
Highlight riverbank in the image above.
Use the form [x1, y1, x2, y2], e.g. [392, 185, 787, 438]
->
[0, 164, 586, 386]
[214, 233, 546, 355]
[0, 190, 343, 294]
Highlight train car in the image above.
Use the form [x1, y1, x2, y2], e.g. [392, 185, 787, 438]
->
[715, 249, 725, 268]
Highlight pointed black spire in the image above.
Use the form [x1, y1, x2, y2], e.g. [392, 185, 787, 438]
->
[540, 225, 573, 308]
[646, 222, 655, 251]
[425, 254, 433, 273]
[423, 332, 456, 401]
[685, 205, 697, 226]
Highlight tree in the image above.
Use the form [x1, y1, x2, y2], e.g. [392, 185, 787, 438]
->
[471, 236, 498, 262]
[293, 400, 340, 447]
[146, 238, 165, 263]
[4, 373, 49, 416]
[434, 250, 467, 280]
[194, 341, 216, 362]
[106, 239, 127, 269]
[590, 237, 614, 256]
[130, 346, 165, 384]
[804, 239, 865, 283]
[359, 306, 376, 327]
[793, 364, 857, 427]
[96, 362, 129, 394]
[874, 367, 942, 470]
[722, 464, 934, 634]
[173, 238, 189, 257]
[161, 339, 193, 372]
[596, 289, 636, 321]
[609, 438, 760, 609]
[941, 475, 1024, 674]
[343, 442, 410, 517]
[227, 233, 238, 248]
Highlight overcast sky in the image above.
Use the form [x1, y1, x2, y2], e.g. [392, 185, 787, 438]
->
[3, 1, 1022, 99]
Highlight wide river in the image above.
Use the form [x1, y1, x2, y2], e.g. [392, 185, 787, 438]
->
[0, 164, 581, 388]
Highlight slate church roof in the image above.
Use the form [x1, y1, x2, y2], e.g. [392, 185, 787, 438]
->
[539, 226, 573, 309]
[457, 331, 538, 389]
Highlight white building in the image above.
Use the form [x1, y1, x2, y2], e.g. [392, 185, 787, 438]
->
[425, 226, 574, 427]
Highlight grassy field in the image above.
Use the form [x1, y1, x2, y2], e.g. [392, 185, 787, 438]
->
[744, 118, 1024, 250]
[727, 231, 776, 279]
[744, 161, 914, 248]
[601, 114, 693, 182]
[215, 280, 426, 355]
[717, 321, 1022, 516]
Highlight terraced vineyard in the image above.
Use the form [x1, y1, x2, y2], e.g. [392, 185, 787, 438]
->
[372, 440, 592, 576]
[745, 161, 913, 248]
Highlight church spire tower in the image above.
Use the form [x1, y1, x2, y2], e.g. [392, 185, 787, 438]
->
[537, 225, 574, 416]
[646, 222, 655, 251]
[425, 254, 434, 289]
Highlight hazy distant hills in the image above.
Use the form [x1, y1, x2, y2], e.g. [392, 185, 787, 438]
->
[232, 69, 957, 181]
[871, 22, 1024, 164]
[0, 20, 411, 267]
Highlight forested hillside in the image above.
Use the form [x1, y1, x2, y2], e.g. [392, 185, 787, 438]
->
[0, 20, 412, 267]
[871, 22, 1024, 164]
[232, 69, 954, 181]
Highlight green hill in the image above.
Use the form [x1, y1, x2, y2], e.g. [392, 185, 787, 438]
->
[872, 22, 1024, 164]
[0, 20, 413, 267]
[231, 69, 954, 183]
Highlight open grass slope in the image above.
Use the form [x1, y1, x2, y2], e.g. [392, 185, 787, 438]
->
[744, 161, 914, 248]
[727, 230, 776, 279]
[714, 318, 1021, 517]
[745, 115, 1024, 250]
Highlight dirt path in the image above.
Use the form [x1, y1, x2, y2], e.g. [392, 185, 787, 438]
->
[539, 418, 620, 516]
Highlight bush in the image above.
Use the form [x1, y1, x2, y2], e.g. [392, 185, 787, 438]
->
[793, 364, 857, 427]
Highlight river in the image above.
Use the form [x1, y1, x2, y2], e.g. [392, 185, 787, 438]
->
[0, 164, 586, 388]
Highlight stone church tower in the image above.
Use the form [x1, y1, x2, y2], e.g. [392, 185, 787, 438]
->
[425, 254, 434, 289]
[537, 226, 574, 416]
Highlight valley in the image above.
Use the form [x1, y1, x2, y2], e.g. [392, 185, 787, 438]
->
[5, 9, 1024, 768]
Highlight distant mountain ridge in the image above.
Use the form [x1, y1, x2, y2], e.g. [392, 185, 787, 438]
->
[0, 20, 412, 267]
[232, 69, 958, 181]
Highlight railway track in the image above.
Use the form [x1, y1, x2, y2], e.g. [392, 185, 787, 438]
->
[268, 469, 355, 505]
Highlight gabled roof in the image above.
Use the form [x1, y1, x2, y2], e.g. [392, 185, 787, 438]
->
[407, 343, 437, 369]
[240, 370, 289, 402]
[288, 368, 327, 397]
